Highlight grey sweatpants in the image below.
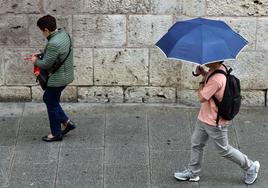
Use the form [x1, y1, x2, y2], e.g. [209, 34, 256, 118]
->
[189, 120, 253, 175]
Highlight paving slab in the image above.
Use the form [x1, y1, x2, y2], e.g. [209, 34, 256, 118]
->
[56, 148, 103, 188]
[0, 103, 266, 188]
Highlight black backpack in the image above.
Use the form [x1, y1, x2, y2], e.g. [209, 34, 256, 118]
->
[206, 64, 241, 125]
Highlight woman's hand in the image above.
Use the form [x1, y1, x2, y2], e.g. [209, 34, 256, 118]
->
[24, 53, 38, 64]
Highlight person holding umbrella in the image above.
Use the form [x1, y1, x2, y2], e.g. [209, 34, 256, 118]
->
[156, 18, 260, 185]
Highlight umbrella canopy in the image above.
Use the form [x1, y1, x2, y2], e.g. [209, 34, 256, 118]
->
[155, 17, 248, 65]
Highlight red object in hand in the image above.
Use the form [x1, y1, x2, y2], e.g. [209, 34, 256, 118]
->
[34, 65, 40, 76]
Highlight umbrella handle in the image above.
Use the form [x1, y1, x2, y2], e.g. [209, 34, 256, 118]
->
[192, 71, 200, 77]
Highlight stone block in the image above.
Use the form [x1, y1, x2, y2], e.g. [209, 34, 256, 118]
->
[177, 89, 199, 106]
[256, 18, 268, 51]
[207, 0, 268, 16]
[0, 0, 41, 14]
[219, 17, 257, 51]
[128, 15, 173, 47]
[150, 48, 181, 86]
[43, 0, 83, 15]
[32, 86, 77, 102]
[29, 15, 72, 47]
[82, 0, 151, 14]
[151, 0, 182, 14]
[180, 62, 202, 89]
[182, 0, 206, 16]
[0, 16, 28, 46]
[0, 86, 31, 102]
[94, 48, 149, 85]
[125, 87, 176, 103]
[73, 15, 126, 47]
[229, 51, 268, 89]
[241, 90, 265, 106]
[3, 48, 37, 85]
[0, 49, 3, 85]
[71, 48, 93, 86]
[78, 86, 124, 103]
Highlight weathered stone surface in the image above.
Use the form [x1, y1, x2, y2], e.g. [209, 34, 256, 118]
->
[0, 0, 41, 14]
[150, 48, 181, 86]
[9, 162, 57, 188]
[128, 15, 173, 47]
[32, 86, 77, 102]
[0, 86, 31, 102]
[0, 49, 3, 86]
[73, 15, 126, 47]
[125, 87, 176, 103]
[105, 164, 150, 188]
[71, 48, 93, 86]
[57, 148, 103, 188]
[82, 0, 151, 14]
[241, 90, 265, 106]
[256, 17, 268, 51]
[151, 0, 182, 14]
[29, 15, 72, 47]
[94, 48, 148, 85]
[43, 0, 83, 15]
[182, 0, 206, 16]
[3, 48, 36, 85]
[207, 0, 268, 16]
[0, 16, 28, 46]
[230, 51, 268, 89]
[0, 147, 13, 187]
[180, 63, 202, 89]
[78, 86, 124, 103]
[177, 89, 199, 106]
[219, 17, 257, 51]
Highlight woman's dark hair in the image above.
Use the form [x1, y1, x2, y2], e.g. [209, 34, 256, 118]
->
[37, 15, 57, 32]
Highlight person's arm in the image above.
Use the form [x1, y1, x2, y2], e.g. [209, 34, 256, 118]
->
[198, 82, 206, 103]
[35, 43, 59, 70]
[198, 78, 221, 103]
[198, 75, 206, 102]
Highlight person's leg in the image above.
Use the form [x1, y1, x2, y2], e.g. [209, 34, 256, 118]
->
[174, 120, 209, 181]
[43, 86, 66, 137]
[188, 120, 210, 174]
[204, 124, 253, 170]
[205, 123, 260, 184]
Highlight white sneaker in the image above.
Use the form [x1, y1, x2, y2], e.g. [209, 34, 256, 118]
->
[174, 169, 200, 182]
[244, 161, 260, 185]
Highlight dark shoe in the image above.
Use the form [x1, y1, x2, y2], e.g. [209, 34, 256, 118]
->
[62, 120, 76, 136]
[42, 135, 63, 142]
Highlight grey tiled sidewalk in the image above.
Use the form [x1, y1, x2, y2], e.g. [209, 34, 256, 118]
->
[0, 103, 267, 188]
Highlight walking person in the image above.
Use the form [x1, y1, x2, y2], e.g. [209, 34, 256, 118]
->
[174, 61, 260, 185]
[25, 15, 76, 142]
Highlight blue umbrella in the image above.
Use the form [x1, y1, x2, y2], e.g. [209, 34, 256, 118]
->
[155, 17, 248, 65]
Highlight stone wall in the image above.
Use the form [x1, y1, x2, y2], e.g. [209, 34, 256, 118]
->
[0, 0, 267, 106]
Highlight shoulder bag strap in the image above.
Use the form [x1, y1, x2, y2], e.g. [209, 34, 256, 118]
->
[50, 34, 72, 74]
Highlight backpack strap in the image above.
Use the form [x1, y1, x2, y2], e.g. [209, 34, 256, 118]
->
[205, 65, 228, 125]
